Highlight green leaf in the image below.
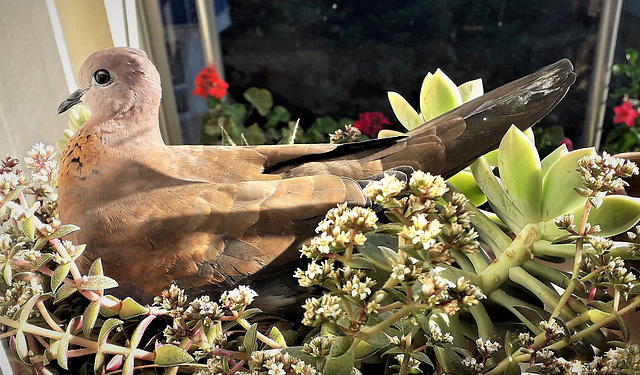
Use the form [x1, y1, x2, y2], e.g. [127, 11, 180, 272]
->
[541, 144, 568, 177]
[99, 295, 121, 317]
[19, 294, 40, 325]
[330, 336, 354, 357]
[243, 323, 258, 354]
[447, 169, 487, 206]
[324, 350, 355, 375]
[458, 78, 484, 103]
[54, 283, 77, 304]
[498, 126, 542, 221]
[49, 224, 81, 239]
[15, 329, 29, 361]
[83, 301, 101, 338]
[154, 344, 195, 366]
[378, 129, 405, 138]
[88, 258, 104, 276]
[243, 87, 273, 116]
[559, 195, 640, 238]
[119, 297, 148, 319]
[267, 105, 291, 126]
[541, 148, 595, 220]
[240, 308, 263, 320]
[269, 326, 287, 348]
[278, 119, 299, 145]
[343, 254, 374, 270]
[34, 253, 54, 270]
[388, 92, 424, 131]
[98, 318, 123, 345]
[80, 275, 119, 291]
[220, 126, 236, 146]
[420, 68, 463, 121]
[2, 263, 12, 286]
[21, 215, 35, 241]
[51, 262, 71, 291]
[470, 156, 527, 231]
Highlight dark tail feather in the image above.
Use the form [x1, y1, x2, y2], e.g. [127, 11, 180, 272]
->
[408, 58, 576, 178]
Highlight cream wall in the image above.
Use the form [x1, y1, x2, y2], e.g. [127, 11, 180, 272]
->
[0, 1, 70, 158]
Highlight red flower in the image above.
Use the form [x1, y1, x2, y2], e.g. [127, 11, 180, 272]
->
[353, 112, 391, 137]
[560, 137, 573, 151]
[193, 65, 229, 99]
[613, 101, 639, 127]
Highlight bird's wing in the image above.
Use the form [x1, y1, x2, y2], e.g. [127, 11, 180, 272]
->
[75, 170, 364, 297]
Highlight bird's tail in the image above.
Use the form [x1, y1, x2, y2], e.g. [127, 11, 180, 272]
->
[374, 59, 576, 178]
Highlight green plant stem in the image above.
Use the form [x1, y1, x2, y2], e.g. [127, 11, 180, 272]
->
[357, 305, 416, 338]
[549, 200, 592, 323]
[489, 295, 640, 374]
[0, 315, 155, 361]
[532, 240, 637, 259]
[508, 267, 575, 322]
[479, 224, 540, 294]
[36, 300, 64, 333]
[234, 313, 284, 349]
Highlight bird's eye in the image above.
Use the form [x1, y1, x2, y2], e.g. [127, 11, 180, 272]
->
[93, 69, 111, 85]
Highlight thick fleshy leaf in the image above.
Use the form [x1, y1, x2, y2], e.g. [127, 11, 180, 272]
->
[498, 126, 542, 221]
[572, 195, 640, 237]
[278, 119, 299, 145]
[154, 345, 195, 366]
[80, 275, 119, 291]
[98, 318, 124, 345]
[243, 323, 258, 354]
[458, 78, 483, 103]
[541, 144, 569, 177]
[541, 148, 595, 221]
[420, 69, 463, 121]
[88, 258, 104, 276]
[268, 326, 287, 348]
[51, 262, 72, 291]
[15, 330, 29, 361]
[54, 283, 77, 304]
[418, 72, 433, 116]
[378, 129, 405, 138]
[83, 300, 101, 337]
[324, 350, 355, 375]
[119, 297, 148, 319]
[49, 224, 81, 239]
[471, 156, 528, 230]
[447, 169, 487, 206]
[387, 92, 424, 130]
[21, 216, 35, 241]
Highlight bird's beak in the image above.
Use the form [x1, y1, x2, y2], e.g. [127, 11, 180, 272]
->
[58, 87, 89, 114]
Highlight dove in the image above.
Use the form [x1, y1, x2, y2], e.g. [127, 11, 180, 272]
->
[57, 47, 575, 307]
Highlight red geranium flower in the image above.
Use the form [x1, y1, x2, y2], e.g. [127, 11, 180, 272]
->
[193, 65, 229, 99]
[560, 137, 573, 151]
[353, 112, 391, 137]
[613, 101, 639, 127]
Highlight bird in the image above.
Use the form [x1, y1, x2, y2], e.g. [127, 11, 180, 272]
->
[57, 47, 575, 308]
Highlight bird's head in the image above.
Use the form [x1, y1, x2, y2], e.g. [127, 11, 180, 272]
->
[58, 47, 162, 122]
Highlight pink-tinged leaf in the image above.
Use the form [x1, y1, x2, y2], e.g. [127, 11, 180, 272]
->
[15, 330, 29, 362]
[19, 294, 40, 325]
[123, 354, 135, 375]
[98, 318, 124, 346]
[106, 354, 124, 372]
[130, 315, 156, 349]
